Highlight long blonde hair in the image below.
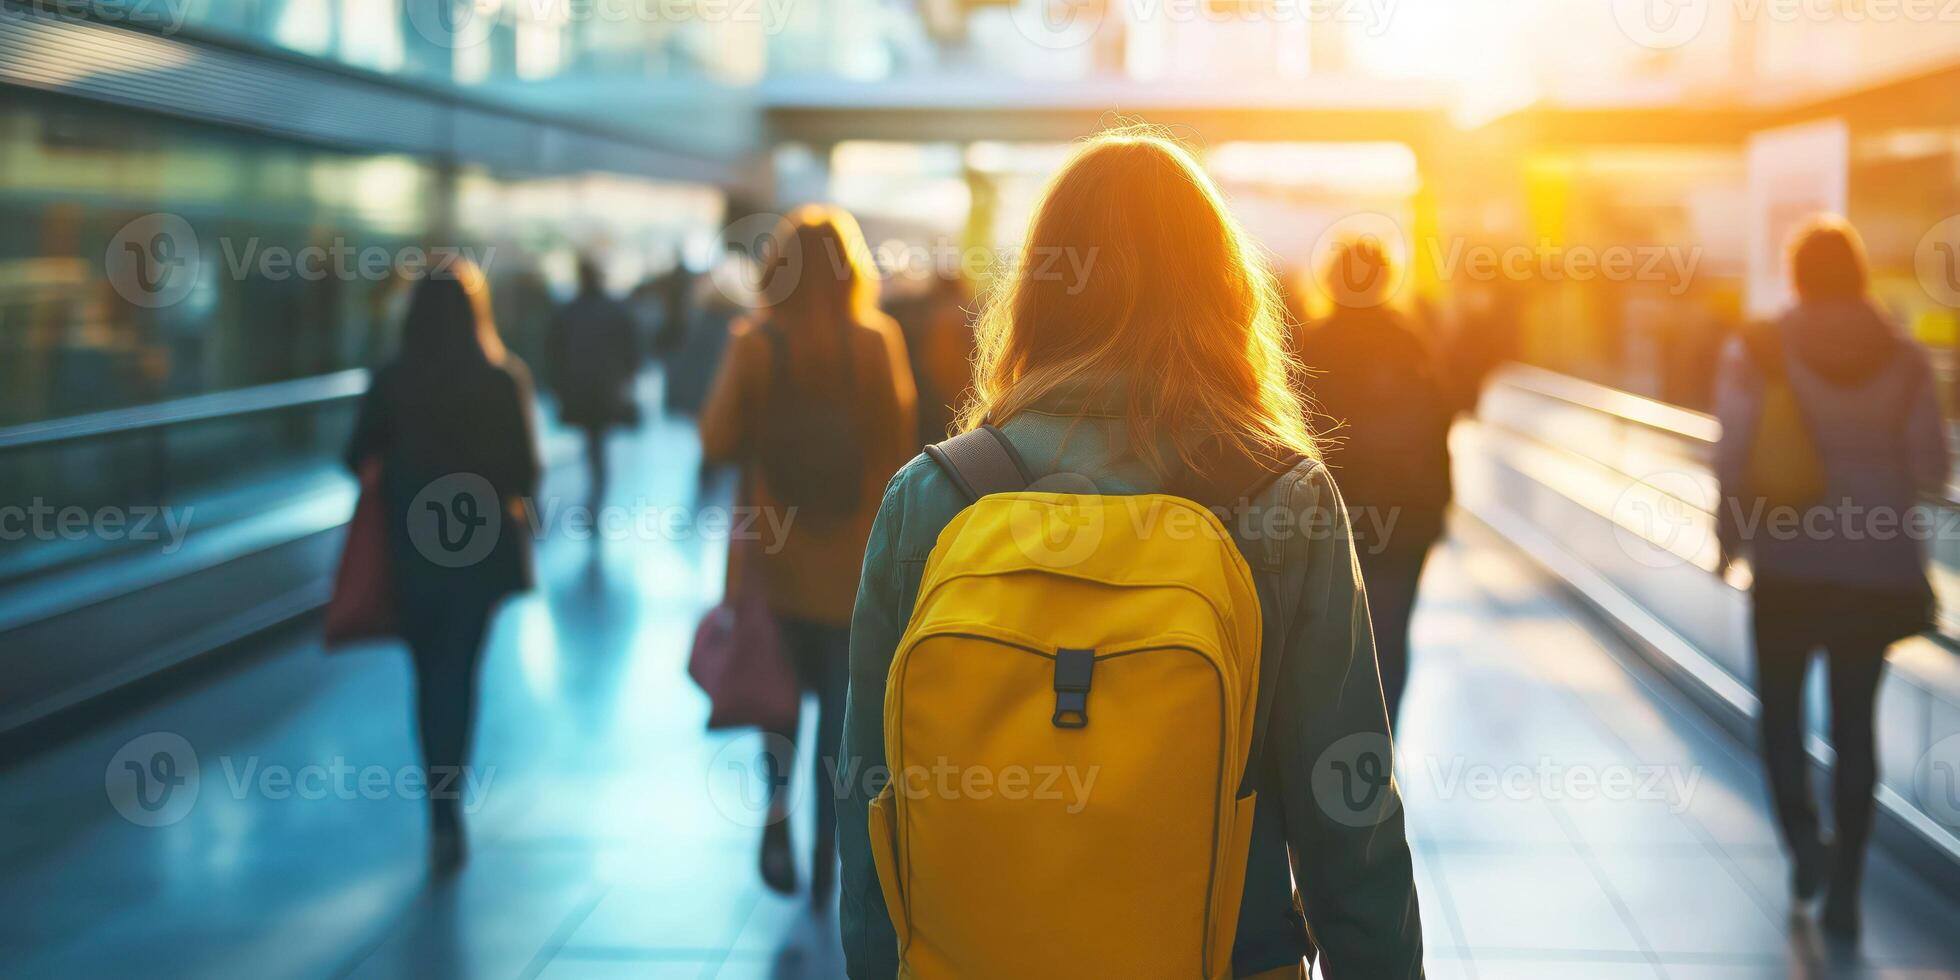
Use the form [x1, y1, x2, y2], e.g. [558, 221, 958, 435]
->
[956, 125, 1315, 472]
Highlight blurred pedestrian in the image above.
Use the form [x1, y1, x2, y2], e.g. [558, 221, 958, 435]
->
[1296, 238, 1453, 726]
[344, 261, 541, 871]
[548, 257, 640, 507]
[1714, 216, 1948, 940]
[909, 270, 975, 447]
[699, 205, 916, 901]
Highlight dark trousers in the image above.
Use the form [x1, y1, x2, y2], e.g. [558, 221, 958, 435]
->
[582, 424, 609, 506]
[762, 617, 850, 872]
[1357, 539, 1434, 726]
[404, 602, 495, 829]
[1751, 583, 1891, 889]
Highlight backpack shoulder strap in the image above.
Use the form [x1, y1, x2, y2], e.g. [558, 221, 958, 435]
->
[924, 424, 1032, 502]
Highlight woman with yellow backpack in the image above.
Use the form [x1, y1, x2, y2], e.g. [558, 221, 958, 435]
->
[836, 126, 1424, 978]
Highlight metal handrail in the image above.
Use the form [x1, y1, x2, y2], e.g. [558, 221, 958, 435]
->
[0, 369, 369, 453]
[1491, 363, 1960, 511]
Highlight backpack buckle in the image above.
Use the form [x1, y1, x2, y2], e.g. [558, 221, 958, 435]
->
[1053, 647, 1094, 729]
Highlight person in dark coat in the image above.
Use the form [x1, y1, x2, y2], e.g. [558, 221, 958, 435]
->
[1714, 217, 1948, 939]
[1296, 239, 1454, 726]
[548, 257, 640, 506]
[345, 260, 541, 871]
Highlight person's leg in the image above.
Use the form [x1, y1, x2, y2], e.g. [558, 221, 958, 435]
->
[1751, 589, 1825, 899]
[1820, 640, 1887, 936]
[1357, 543, 1426, 726]
[409, 604, 493, 866]
[807, 624, 850, 902]
[759, 617, 813, 893]
[583, 424, 608, 507]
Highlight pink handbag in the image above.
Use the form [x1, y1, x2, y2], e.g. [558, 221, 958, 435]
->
[687, 542, 800, 731]
[323, 459, 398, 648]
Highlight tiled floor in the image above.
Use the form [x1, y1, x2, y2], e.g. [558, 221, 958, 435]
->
[0, 410, 1955, 979]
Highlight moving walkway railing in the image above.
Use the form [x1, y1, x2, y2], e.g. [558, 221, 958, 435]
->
[0, 370, 369, 586]
[1476, 362, 1960, 645]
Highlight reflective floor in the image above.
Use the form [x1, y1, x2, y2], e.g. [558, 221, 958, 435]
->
[2, 407, 1957, 979]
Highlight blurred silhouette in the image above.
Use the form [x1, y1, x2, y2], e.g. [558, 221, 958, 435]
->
[699, 205, 916, 902]
[1714, 217, 1949, 941]
[548, 257, 641, 507]
[1296, 239, 1453, 725]
[906, 271, 976, 448]
[663, 246, 749, 418]
[1443, 278, 1523, 414]
[344, 262, 541, 871]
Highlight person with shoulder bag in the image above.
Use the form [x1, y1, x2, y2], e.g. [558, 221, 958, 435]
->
[699, 205, 917, 901]
[837, 128, 1424, 979]
[342, 260, 542, 872]
[1713, 217, 1949, 940]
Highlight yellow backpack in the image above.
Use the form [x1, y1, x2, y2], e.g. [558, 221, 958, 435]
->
[866, 426, 1290, 979]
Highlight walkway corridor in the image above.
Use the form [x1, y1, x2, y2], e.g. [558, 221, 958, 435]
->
[1, 410, 1956, 979]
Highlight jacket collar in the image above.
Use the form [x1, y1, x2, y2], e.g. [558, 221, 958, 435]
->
[1022, 374, 1130, 419]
